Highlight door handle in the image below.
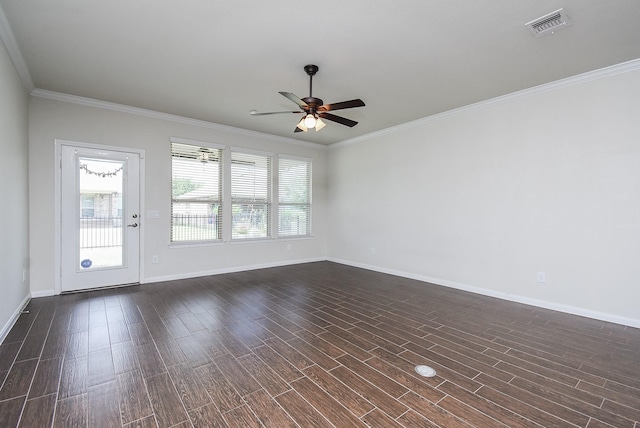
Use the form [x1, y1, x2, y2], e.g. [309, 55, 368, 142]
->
[127, 223, 138, 228]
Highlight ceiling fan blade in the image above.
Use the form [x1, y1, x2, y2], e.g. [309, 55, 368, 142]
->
[250, 110, 302, 116]
[318, 112, 358, 127]
[279, 92, 309, 109]
[318, 99, 365, 112]
[294, 126, 305, 133]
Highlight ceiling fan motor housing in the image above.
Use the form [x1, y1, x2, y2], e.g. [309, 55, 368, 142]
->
[302, 97, 323, 114]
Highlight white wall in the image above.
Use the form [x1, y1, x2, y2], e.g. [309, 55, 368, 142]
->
[328, 63, 640, 326]
[28, 96, 328, 295]
[0, 37, 30, 340]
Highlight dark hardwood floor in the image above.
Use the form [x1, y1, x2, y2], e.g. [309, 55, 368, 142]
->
[1, 261, 639, 427]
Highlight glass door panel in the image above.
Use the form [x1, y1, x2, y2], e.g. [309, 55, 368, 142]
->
[78, 158, 125, 270]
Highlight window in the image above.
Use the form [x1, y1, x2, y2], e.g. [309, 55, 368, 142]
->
[170, 140, 310, 243]
[171, 141, 223, 242]
[80, 195, 95, 218]
[278, 156, 312, 237]
[231, 149, 272, 239]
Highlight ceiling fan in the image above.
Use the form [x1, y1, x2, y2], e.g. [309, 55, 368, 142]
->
[250, 64, 365, 133]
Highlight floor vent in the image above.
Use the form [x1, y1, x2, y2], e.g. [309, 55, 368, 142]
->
[525, 9, 570, 37]
[415, 365, 437, 377]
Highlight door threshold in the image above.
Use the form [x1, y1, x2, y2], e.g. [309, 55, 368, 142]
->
[61, 282, 140, 295]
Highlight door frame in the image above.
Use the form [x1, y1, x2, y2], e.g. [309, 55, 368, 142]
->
[54, 139, 146, 294]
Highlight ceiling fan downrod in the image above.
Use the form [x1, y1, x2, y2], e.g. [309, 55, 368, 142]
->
[304, 64, 319, 98]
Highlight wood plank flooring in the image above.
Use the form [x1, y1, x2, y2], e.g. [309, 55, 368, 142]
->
[1, 261, 639, 427]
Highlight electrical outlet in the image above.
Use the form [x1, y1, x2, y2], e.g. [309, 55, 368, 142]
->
[537, 272, 546, 283]
[286, 244, 292, 251]
[370, 248, 376, 255]
[152, 255, 159, 264]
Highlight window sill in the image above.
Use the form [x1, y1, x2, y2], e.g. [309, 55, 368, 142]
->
[276, 235, 314, 241]
[168, 235, 313, 248]
[169, 240, 224, 249]
[229, 237, 275, 245]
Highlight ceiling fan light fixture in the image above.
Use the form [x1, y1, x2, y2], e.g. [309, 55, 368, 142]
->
[315, 117, 326, 131]
[303, 113, 317, 129]
[296, 117, 308, 132]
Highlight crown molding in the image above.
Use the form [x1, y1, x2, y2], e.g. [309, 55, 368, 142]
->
[0, 4, 35, 92]
[332, 57, 640, 149]
[30, 89, 327, 150]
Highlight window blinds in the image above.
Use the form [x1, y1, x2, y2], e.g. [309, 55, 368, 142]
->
[231, 150, 272, 239]
[278, 157, 311, 236]
[171, 142, 222, 242]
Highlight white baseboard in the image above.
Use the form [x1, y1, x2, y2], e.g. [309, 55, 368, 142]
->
[328, 258, 640, 329]
[143, 257, 326, 284]
[0, 294, 31, 344]
[30, 290, 55, 298]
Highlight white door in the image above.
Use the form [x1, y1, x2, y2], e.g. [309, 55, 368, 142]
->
[61, 145, 140, 292]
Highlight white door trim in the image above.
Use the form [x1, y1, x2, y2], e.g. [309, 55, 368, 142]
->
[54, 139, 146, 294]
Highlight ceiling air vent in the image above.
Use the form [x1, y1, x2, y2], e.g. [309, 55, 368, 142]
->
[525, 9, 570, 37]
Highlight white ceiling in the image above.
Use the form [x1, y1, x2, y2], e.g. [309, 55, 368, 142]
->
[2, 0, 640, 145]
